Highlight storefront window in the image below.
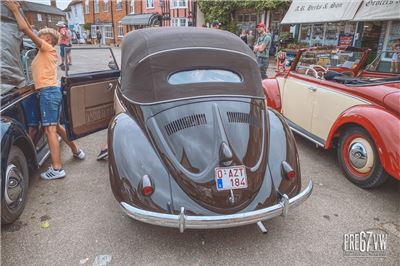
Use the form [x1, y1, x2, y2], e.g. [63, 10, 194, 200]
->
[385, 20, 400, 57]
[299, 22, 357, 47]
[311, 24, 324, 46]
[300, 24, 312, 46]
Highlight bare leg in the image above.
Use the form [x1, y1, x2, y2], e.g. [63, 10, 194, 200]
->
[67, 52, 72, 65]
[44, 125, 62, 169]
[56, 124, 79, 154]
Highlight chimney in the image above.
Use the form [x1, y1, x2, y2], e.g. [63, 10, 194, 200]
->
[50, 0, 57, 8]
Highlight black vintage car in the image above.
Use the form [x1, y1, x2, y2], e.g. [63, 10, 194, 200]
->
[62, 28, 313, 232]
[0, 15, 47, 223]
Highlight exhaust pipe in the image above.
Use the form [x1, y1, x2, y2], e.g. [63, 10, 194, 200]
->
[257, 221, 268, 234]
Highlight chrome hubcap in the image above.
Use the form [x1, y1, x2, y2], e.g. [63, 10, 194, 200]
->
[5, 164, 24, 208]
[349, 142, 368, 169]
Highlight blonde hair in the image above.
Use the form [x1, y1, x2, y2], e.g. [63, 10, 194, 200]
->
[38, 28, 60, 46]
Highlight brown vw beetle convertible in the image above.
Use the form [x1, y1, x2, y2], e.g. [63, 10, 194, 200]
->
[62, 28, 312, 232]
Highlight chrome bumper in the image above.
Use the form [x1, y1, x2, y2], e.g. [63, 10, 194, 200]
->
[120, 180, 313, 232]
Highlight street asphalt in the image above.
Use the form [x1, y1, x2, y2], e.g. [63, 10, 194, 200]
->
[1, 46, 399, 266]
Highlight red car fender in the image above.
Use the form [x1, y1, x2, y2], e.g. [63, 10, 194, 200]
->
[262, 79, 282, 112]
[326, 105, 400, 180]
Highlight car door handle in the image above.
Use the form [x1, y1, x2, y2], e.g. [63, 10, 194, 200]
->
[308, 87, 317, 92]
[106, 83, 114, 91]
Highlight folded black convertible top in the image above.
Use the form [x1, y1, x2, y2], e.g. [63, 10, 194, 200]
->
[120, 27, 263, 104]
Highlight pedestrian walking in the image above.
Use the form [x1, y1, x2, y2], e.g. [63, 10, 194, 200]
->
[5, 0, 85, 180]
[247, 30, 255, 50]
[390, 39, 400, 73]
[96, 29, 102, 47]
[239, 29, 248, 44]
[67, 27, 73, 66]
[56, 21, 70, 68]
[254, 22, 272, 79]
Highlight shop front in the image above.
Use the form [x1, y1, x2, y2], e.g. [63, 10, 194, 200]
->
[281, 0, 400, 57]
[353, 0, 400, 69]
[281, 0, 362, 47]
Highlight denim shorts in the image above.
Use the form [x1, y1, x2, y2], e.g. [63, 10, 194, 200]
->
[38, 86, 62, 126]
[60, 44, 67, 57]
[22, 93, 40, 127]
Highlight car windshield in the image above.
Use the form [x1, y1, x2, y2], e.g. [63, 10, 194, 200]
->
[365, 50, 400, 74]
[296, 48, 365, 70]
[168, 69, 242, 85]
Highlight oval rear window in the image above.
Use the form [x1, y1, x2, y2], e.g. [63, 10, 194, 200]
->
[168, 69, 242, 85]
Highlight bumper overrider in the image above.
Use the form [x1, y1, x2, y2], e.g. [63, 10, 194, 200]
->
[120, 180, 313, 232]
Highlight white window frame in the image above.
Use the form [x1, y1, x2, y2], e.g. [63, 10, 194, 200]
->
[94, 0, 99, 13]
[85, 0, 90, 14]
[103, 0, 109, 12]
[171, 0, 187, 9]
[37, 13, 42, 21]
[73, 6, 78, 16]
[118, 22, 123, 37]
[146, 0, 154, 9]
[104, 25, 113, 39]
[130, 0, 135, 14]
[171, 17, 188, 27]
[91, 25, 97, 38]
[116, 0, 123, 10]
[48, 15, 52, 22]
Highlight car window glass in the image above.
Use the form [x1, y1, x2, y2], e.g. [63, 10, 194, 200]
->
[296, 49, 364, 72]
[168, 69, 242, 85]
[366, 51, 400, 74]
[63, 48, 119, 76]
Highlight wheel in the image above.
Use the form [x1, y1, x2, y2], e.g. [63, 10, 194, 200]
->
[1, 146, 29, 224]
[337, 126, 388, 189]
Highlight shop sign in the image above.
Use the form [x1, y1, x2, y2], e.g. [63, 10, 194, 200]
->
[338, 34, 354, 46]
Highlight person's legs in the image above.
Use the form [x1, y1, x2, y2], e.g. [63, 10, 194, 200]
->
[56, 124, 84, 159]
[257, 57, 267, 79]
[59, 44, 65, 66]
[44, 125, 62, 169]
[39, 87, 65, 179]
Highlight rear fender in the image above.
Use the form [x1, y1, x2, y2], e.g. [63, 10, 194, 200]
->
[262, 79, 282, 112]
[267, 109, 301, 197]
[326, 105, 400, 179]
[108, 113, 173, 213]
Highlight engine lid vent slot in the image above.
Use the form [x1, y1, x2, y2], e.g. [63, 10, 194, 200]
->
[227, 112, 260, 127]
[165, 114, 207, 136]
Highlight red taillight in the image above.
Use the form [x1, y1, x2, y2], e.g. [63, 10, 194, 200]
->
[142, 186, 154, 196]
[141, 175, 154, 196]
[282, 161, 296, 181]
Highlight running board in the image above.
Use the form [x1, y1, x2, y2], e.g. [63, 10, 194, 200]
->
[286, 120, 325, 148]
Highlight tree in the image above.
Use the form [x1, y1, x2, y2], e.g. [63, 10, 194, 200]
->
[198, 0, 288, 32]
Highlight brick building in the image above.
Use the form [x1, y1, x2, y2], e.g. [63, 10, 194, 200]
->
[84, 0, 142, 45]
[123, 0, 195, 27]
[21, 0, 66, 30]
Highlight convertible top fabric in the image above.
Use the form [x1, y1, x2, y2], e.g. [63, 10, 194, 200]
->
[121, 27, 263, 103]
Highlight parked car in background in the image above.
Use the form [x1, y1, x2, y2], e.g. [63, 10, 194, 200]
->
[61, 28, 312, 232]
[264, 46, 400, 188]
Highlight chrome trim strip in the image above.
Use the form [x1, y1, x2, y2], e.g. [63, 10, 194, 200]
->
[120, 93, 265, 106]
[120, 180, 313, 232]
[138, 47, 257, 65]
[1, 89, 35, 113]
[289, 126, 325, 147]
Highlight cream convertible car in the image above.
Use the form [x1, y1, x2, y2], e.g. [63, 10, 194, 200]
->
[264, 47, 400, 189]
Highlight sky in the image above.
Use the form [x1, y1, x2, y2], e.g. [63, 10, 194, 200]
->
[27, 0, 70, 10]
